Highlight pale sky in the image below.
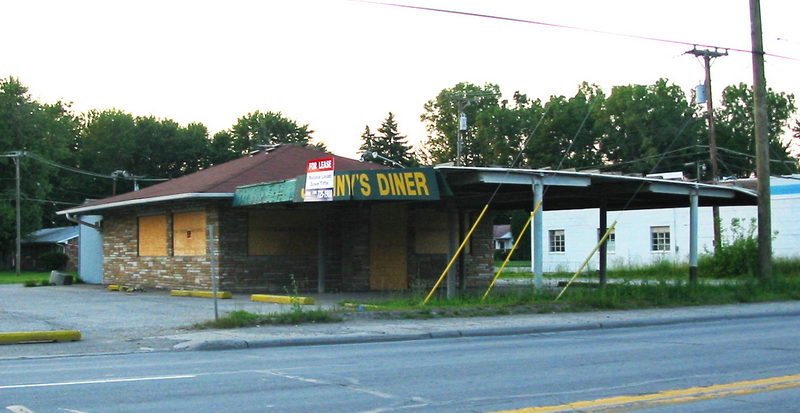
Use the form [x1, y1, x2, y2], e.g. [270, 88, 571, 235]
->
[4, 0, 799, 160]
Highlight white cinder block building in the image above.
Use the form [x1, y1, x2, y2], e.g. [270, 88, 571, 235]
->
[539, 176, 800, 272]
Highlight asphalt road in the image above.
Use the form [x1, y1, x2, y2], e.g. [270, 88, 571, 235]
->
[2, 314, 799, 412]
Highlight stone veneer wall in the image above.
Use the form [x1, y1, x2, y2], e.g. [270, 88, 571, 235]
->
[101, 200, 493, 293]
[216, 204, 373, 293]
[406, 207, 494, 291]
[103, 201, 219, 290]
[463, 211, 495, 288]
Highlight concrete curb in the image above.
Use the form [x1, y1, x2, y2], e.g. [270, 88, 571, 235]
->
[0, 330, 81, 344]
[183, 308, 800, 352]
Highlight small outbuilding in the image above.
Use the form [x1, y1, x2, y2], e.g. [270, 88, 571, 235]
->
[20, 226, 79, 271]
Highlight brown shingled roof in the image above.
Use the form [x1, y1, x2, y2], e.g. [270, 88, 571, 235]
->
[59, 145, 387, 214]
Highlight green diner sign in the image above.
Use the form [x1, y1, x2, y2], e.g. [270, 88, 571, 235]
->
[233, 168, 446, 206]
[296, 168, 442, 201]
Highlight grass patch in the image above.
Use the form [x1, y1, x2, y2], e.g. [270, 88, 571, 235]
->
[0, 271, 53, 285]
[194, 309, 342, 329]
[348, 273, 800, 319]
[0, 270, 80, 285]
[498, 260, 714, 281]
[494, 260, 531, 268]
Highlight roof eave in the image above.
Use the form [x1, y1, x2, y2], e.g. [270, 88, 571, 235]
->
[57, 193, 234, 216]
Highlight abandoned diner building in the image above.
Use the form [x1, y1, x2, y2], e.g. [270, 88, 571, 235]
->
[58, 144, 757, 295]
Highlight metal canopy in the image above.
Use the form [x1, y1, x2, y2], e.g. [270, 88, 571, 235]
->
[435, 166, 758, 211]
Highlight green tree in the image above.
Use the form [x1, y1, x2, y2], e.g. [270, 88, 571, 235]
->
[714, 83, 798, 177]
[598, 78, 704, 174]
[359, 125, 377, 155]
[0, 77, 79, 245]
[206, 130, 238, 166]
[523, 84, 605, 170]
[420, 82, 502, 166]
[360, 113, 417, 167]
[75, 109, 213, 197]
[472, 92, 544, 168]
[229, 110, 315, 154]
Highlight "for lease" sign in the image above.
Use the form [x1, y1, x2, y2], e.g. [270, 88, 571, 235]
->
[304, 157, 335, 202]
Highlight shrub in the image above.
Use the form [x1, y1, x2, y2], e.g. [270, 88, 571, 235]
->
[38, 251, 69, 271]
[699, 218, 758, 278]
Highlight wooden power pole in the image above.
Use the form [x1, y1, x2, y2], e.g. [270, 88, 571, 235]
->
[685, 46, 727, 254]
[750, 0, 772, 280]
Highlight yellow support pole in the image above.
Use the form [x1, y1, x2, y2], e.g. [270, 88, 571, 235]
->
[555, 220, 618, 301]
[482, 202, 542, 302]
[422, 204, 490, 305]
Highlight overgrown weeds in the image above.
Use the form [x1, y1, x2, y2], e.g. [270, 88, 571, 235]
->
[699, 218, 760, 278]
[194, 309, 341, 329]
[195, 274, 342, 329]
[350, 273, 800, 319]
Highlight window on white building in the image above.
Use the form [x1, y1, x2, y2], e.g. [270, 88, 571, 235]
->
[598, 228, 616, 253]
[549, 229, 565, 253]
[650, 226, 670, 252]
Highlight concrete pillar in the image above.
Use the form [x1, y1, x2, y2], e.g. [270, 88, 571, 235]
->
[598, 199, 608, 286]
[689, 190, 699, 283]
[532, 176, 544, 289]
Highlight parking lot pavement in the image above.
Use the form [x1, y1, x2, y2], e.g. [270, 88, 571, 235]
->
[3, 283, 800, 359]
[0, 284, 351, 358]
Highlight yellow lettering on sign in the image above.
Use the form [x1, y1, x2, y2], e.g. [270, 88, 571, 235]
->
[392, 173, 407, 196]
[334, 175, 349, 197]
[414, 172, 430, 196]
[350, 174, 359, 194]
[404, 172, 417, 195]
[377, 173, 390, 196]
[359, 174, 371, 196]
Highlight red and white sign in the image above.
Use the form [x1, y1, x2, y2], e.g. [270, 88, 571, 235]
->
[304, 157, 335, 201]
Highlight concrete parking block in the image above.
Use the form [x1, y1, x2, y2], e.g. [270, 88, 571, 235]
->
[251, 294, 315, 305]
[0, 330, 81, 344]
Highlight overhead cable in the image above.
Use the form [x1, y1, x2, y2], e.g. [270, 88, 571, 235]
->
[360, 1, 799, 62]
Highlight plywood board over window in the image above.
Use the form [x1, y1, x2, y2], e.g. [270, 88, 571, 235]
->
[138, 214, 167, 256]
[370, 203, 408, 290]
[173, 211, 207, 256]
[415, 210, 448, 254]
[248, 210, 319, 255]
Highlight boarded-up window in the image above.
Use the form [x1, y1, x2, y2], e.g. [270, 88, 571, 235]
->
[173, 211, 207, 256]
[248, 210, 318, 255]
[415, 210, 448, 254]
[138, 214, 167, 256]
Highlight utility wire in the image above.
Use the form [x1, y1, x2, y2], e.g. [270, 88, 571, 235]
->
[0, 196, 80, 206]
[23, 151, 168, 182]
[360, 1, 800, 62]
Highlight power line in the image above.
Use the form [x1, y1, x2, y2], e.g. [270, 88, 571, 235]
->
[0, 196, 81, 206]
[359, 1, 800, 62]
[23, 151, 169, 182]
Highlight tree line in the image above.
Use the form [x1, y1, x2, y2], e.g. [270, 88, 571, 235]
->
[418, 80, 798, 178]
[0, 77, 321, 248]
[1, 76, 798, 252]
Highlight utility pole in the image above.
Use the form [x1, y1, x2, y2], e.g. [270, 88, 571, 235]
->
[453, 95, 472, 167]
[450, 92, 498, 166]
[13, 152, 21, 277]
[1, 151, 25, 276]
[750, 0, 772, 280]
[685, 46, 727, 254]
